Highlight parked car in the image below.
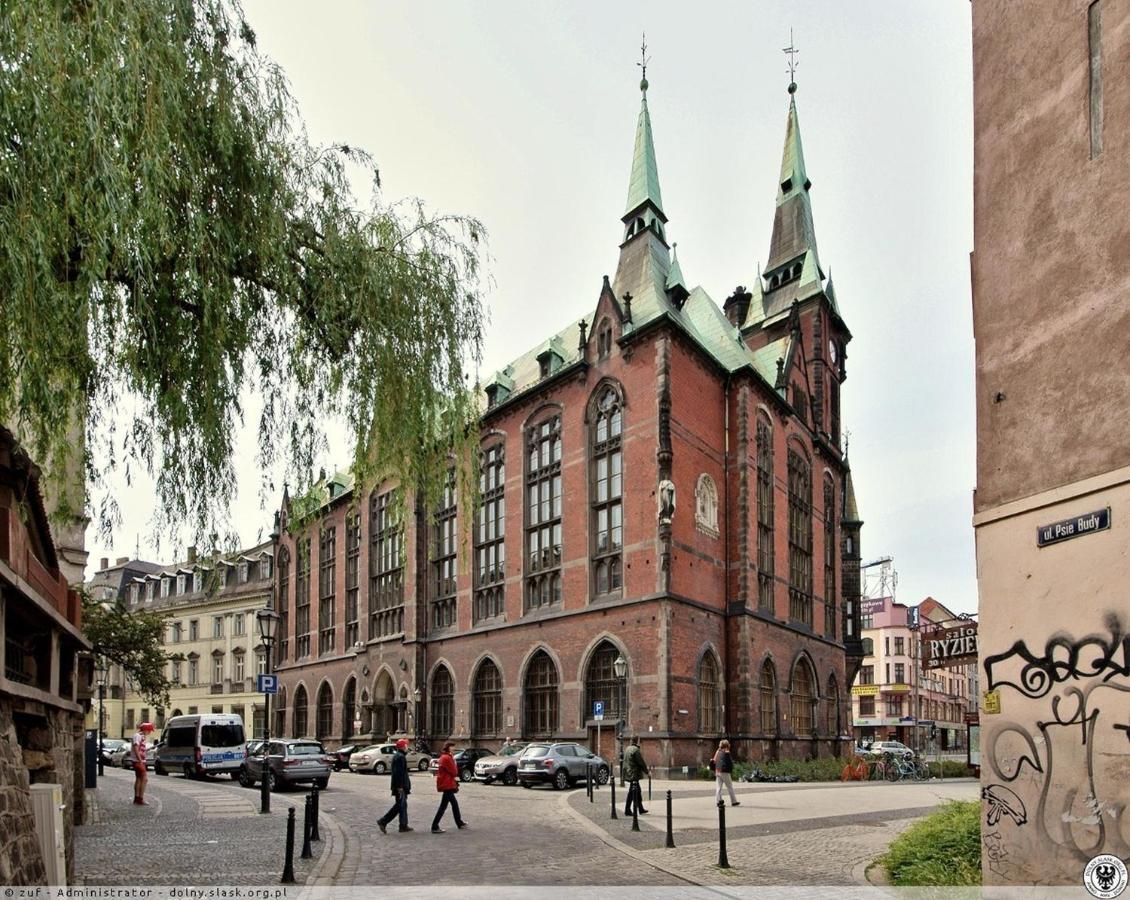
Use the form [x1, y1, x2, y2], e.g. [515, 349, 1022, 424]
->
[473, 743, 530, 785]
[348, 743, 432, 774]
[238, 738, 333, 791]
[427, 747, 493, 782]
[98, 738, 126, 766]
[332, 744, 361, 771]
[517, 742, 610, 790]
[865, 740, 915, 758]
[112, 740, 159, 769]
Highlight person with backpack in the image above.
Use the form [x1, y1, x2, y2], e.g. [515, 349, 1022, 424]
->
[430, 741, 468, 834]
[377, 739, 413, 833]
[711, 738, 740, 807]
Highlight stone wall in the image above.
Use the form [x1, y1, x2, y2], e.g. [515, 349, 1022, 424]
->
[0, 698, 84, 885]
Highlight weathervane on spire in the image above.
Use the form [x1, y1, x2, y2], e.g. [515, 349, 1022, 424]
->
[638, 31, 651, 94]
[784, 28, 799, 94]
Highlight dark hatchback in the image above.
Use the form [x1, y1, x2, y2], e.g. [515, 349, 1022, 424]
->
[427, 747, 493, 782]
[333, 744, 361, 771]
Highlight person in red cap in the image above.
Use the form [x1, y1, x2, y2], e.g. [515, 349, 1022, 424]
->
[131, 722, 155, 805]
[377, 738, 413, 833]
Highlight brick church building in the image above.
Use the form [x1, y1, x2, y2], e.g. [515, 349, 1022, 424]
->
[271, 73, 864, 773]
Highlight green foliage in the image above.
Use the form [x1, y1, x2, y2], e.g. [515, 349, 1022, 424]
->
[733, 757, 854, 782]
[0, 0, 487, 540]
[82, 590, 179, 708]
[881, 800, 981, 886]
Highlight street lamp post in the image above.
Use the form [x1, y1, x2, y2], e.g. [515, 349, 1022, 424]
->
[613, 654, 627, 787]
[413, 687, 422, 749]
[256, 606, 280, 815]
[96, 657, 108, 777]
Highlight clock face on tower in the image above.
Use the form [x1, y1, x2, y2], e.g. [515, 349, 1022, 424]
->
[829, 340, 838, 363]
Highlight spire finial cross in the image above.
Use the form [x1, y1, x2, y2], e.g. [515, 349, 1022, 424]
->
[638, 32, 651, 93]
[784, 28, 799, 92]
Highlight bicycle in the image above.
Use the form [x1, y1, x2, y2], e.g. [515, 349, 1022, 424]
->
[885, 753, 929, 782]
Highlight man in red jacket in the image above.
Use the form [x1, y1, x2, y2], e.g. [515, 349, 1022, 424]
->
[430, 741, 468, 834]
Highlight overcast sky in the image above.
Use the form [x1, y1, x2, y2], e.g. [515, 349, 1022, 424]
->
[86, 1, 976, 614]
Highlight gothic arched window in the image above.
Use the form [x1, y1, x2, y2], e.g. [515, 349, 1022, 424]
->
[697, 651, 722, 733]
[787, 448, 813, 626]
[474, 443, 506, 622]
[277, 547, 290, 664]
[591, 387, 623, 596]
[759, 660, 777, 736]
[583, 641, 624, 721]
[316, 682, 333, 740]
[523, 650, 559, 738]
[430, 666, 454, 738]
[790, 658, 817, 737]
[695, 474, 720, 537]
[597, 319, 614, 359]
[824, 478, 836, 639]
[293, 684, 308, 738]
[342, 678, 356, 740]
[471, 659, 502, 737]
[825, 674, 840, 737]
[525, 415, 562, 611]
[756, 417, 774, 611]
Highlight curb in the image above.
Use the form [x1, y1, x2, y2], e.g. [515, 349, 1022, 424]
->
[556, 788, 707, 887]
[305, 806, 348, 886]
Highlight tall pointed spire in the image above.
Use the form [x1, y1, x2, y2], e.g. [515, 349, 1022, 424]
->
[613, 37, 674, 312]
[765, 52, 822, 283]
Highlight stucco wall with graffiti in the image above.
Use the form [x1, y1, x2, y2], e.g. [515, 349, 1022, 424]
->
[975, 477, 1130, 885]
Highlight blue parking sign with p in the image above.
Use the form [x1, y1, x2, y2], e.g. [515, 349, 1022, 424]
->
[257, 674, 278, 694]
[593, 700, 604, 719]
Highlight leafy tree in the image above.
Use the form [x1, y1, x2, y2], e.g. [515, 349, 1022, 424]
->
[0, 0, 486, 538]
[82, 592, 180, 708]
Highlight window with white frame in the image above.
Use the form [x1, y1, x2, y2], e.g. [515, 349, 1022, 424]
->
[176, 574, 186, 595]
[213, 616, 223, 638]
[212, 655, 224, 684]
[233, 653, 245, 682]
[238, 561, 249, 584]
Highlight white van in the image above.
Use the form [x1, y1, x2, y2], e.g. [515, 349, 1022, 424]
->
[155, 713, 246, 779]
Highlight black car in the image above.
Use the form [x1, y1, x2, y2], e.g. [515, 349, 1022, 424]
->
[428, 747, 494, 782]
[333, 744, 360, 771]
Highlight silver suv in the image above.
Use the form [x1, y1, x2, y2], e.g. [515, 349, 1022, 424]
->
[517, 742, 609, 790]
[473, 742, 529, 785]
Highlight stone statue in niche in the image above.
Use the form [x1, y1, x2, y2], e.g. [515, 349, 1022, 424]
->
[658, 478, 676, 524]
[695, 473, 719, 538]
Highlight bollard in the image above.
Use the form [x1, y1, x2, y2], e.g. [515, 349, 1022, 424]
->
[665, 790, 675, 848]
[281, 807, 297, 884]
[587, 765, 593, 802]
[300, 795, 314, 859]
[310, 787, 321, 842]
[610, 777, 618, 820]
[648, 775, 652, 803]
[631, 792, 640, 832]
[717, 801, 730, 869]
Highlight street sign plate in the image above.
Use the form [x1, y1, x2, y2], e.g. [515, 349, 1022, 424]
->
[593, 700, 604, 718]
[257, 674, 278, 694]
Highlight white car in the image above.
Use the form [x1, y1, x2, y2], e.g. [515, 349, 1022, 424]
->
[865, 740, 915, 758]
[348, 743, 432, 774]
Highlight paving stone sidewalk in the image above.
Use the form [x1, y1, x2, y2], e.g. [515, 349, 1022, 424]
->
[75, 767, 329, 885]
[561, 777, 980, 886]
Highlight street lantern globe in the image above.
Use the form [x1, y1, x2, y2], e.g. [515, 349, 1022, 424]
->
[613, 655, 627, 680]
[95, 655, 108, 684]
[256, 606, 280, 643]
[413, 687, 422, 703]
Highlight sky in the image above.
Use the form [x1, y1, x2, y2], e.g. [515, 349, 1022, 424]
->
[86, 1, 977, 614]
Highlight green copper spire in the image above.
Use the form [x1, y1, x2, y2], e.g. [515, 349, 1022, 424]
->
[766, 83, 821, 280]
[624, 35, 665, 221]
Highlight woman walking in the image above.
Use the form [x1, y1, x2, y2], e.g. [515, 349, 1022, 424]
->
[712, 739, 740, 807]
[431, 742, 468, 834]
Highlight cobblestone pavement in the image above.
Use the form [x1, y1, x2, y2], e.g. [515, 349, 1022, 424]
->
[75, 766, 976, 887]
[76, 767, 326, 885]
[564, 777, 980, 886]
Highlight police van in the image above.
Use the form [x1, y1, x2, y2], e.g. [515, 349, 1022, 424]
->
[155, 713, 247, 779]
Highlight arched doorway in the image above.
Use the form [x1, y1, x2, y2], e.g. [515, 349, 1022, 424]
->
[371, 671, 397, 739]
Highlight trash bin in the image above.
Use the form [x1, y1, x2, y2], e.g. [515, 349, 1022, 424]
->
[84, 729, 98, 788]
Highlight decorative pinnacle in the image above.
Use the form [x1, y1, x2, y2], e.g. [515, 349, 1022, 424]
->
[784, 28, 798, 93]
[638, 31, 651, 94]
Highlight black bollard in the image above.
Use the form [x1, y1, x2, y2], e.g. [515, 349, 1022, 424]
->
[610, 777, 618, 820]
[631, 791, 640, 832]
[310, 787, 321, 842]
[648, 775, 652, 803]
[281, 807, 297, 884]
[665, 790, 675, 848]
[587, 765, 592, 802]
[717, 801, 730, 869]
[300, 795, 314, 859]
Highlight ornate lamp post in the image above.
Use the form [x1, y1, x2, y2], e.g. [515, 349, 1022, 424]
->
[256, 605, 280, 815]
[613, 654, 627, 786]
[96, 656, 108, 777]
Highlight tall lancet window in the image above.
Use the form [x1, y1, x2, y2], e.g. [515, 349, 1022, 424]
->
[591, 387, 623, 596]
